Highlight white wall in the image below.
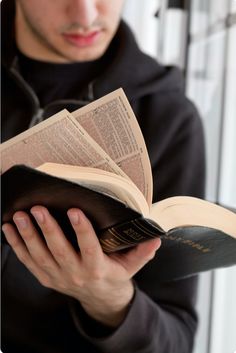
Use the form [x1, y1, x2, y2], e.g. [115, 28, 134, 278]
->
[123, 0, 159, 58]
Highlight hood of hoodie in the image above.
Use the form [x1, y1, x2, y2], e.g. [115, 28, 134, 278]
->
[1, 0, 185, 104]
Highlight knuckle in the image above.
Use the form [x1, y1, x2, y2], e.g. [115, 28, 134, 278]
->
[17, 252, 29, 264]
[41, 224, 54, 236]
[10, 238, 21, 249]
[90, 268, 105, 281]
[38, 217, 55, 235]
[53, 248, 67, 261]
[38, 275, 52, 289]
[38, 257, 52, 272]
[83, 245, 97, 256]
[20, 229, 34, 241]
[25, 264, 35, 274]
[91, 271, 103, 281]
[71, 275, 84, 288]
[56, 281, 68, 293]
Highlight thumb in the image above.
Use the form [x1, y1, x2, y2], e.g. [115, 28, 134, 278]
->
[111, 238, 161, 277]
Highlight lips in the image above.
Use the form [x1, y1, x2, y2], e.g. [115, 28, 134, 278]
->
[62, 31, 101, 47]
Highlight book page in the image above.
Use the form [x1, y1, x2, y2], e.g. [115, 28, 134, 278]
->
[150, 196, 236, 237]
[72, 88, 153, 206]
[0, 109, 128, 178]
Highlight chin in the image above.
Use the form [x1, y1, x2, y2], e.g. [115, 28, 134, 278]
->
[61, 39, 111, 62]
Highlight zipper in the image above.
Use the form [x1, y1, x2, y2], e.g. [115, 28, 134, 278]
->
[28, 108, 45, 128]
[9, 56, 96, 128]
[10, 56, 45, 127]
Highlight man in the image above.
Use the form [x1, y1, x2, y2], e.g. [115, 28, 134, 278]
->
[1, 0, 205, 352]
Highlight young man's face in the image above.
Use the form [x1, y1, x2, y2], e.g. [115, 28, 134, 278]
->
[15, 0, 125, 63]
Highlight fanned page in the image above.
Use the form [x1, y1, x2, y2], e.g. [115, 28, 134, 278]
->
[72, 88, 153, 206]
[37, 162, 149, 215]
[0, 109, 127, 178]
[150, 196, 236, 238]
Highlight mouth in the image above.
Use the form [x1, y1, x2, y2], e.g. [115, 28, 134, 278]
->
[62, 30, 101, 47]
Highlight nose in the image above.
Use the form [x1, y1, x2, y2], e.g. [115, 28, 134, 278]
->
[67, 0, 98, 28]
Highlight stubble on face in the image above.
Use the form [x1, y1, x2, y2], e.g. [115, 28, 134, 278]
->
[15, 1, 123, 63]
[21, 10, 70, 61]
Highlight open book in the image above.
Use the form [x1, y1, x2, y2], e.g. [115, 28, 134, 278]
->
[1, 89, 236, 280]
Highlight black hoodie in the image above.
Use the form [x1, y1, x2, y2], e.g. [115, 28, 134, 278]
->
[1, 1, 205, 352]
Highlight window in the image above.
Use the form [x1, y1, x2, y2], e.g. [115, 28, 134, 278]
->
[123, 2, 236, 352]
[187, 1, 236, 352]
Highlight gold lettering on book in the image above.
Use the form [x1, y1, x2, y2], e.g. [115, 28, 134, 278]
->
[100, 238, 121, 251]
[161, 235, 211, 253]
[108, 228, 134, 245]
[123, 228, 145, 241]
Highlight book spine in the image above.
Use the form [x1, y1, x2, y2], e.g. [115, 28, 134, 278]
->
[99, 218, 164, 253]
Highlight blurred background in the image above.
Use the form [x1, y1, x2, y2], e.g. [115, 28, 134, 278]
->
[1, 0, 234, 352]
[123, 1, 236, 353]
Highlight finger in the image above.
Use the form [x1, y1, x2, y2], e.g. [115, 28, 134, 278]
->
[2, 223, 52, 286]
[2, 222, 25, 249]
[67, 209, 104, 269]
[30, 206, 80, 270]
[110, 238, 161, 276]
[13, 211, 59, 272]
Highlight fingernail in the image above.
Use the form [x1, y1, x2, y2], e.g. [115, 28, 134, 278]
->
[2, 224, 9, 236]
[31, 210, 44, 224]
[2, 224, 9, 234]
[14, 217, 28, 229]
[68, 211, 80, 225]
[2, 225, 13, 243]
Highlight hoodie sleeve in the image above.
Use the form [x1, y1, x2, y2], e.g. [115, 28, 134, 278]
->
[69, 275, 198, 353]
[68, 90, 205, 353]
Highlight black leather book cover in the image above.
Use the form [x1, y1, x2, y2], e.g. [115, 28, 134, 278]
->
[149, 226, 236, 280]
[2, 165, 236, 280]
[1, 165, 164, 251]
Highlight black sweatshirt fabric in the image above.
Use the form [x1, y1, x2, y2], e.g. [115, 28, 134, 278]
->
[1, 0, 206, 352]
